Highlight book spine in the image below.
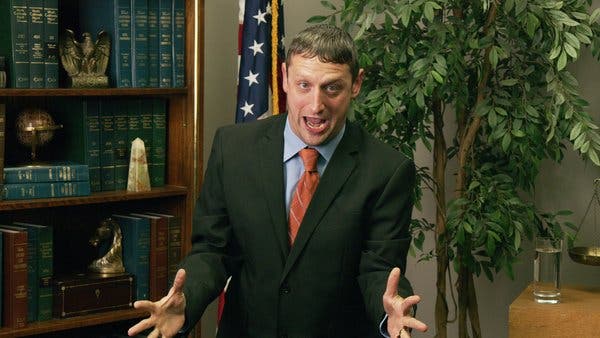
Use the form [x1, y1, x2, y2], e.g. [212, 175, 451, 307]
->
[147, 0, 160, 87]
[167, 216, 181, 286]
[1, 230, 28, 328]
[19, 226, 39, 322]
[36, 226, 53, 321]
[28, 0, 45, 88]
[43, 0, 58, 88]
[2, 181, 91, 200]
[113, 100, 129, 190]
[131, 0, 149, 88]
[8, 0, 30, 88]
[0, 104, 5, 201]
[86, 99, 102, 192]
[131, 214, 168, 301]
[3, 164, 90, 183]
[171, 0, 185, 88]
[139, 100, 154, 174]
[150, 99, 166, 187]
[100, 100, 116, 191]
[158, 0, 173, 88]
[114, 215, 150, 301]
[115, 0, 133, 87]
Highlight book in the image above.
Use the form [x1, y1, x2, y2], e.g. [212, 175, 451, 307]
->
[51, 98, 102, 192]
[0, 227, 28, 328]
[43, 0, 59, 88]
[131, 0, 149, 88]
[158, 0, 173, 88]
[172, 0, 185, 88]
[147, 0, 160, 87]
[150, 98, 166, 187]
[130, 213, 168, 301]
[79, 0, 133, 88]
[28, 0, 45, 88]
[13, 222, 53, 321]
[100, 100, 116, 190]
[139, 100, 154, 176]
[146, 212, 181, 286]
[113, 100, 129, 190]
[0, 104, 5, 201]
[2, 181, 91, 200]
[3, 162, 90, 184]
[112, 214, 150, 301]
[0, 0, 30, 88]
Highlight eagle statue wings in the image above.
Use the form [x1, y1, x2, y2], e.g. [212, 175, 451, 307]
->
[59, 29, 110, 80]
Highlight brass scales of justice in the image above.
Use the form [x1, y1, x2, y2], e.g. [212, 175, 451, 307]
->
[569, 178, 600, 266]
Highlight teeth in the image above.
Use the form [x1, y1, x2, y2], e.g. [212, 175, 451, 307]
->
[307, 120, 323, 128]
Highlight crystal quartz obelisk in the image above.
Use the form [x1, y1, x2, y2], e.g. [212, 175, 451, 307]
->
[127, 137, 151, 192]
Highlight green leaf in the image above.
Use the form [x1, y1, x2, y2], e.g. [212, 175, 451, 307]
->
[515, 0, 527, 16]
[512, 129, 526, 137]
[591, 8, 600, 24]
[564, 43, 578, 58]
[431, 70, 444, 83]
[489, 46, 499, 69]
[307, 15, 328, 23]
[526, 13, 540, 38]
[500, 79, 519, 86]
[424, 1, 435, 22]
[320, 0, 336, 10]
[589, 148, 600, 166]
[570, 122, 583, 141]
[557, 50, 567, 71]
[416, 90, 425, 108]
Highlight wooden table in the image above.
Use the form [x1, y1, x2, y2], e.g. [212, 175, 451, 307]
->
[509, 284, 600, 337]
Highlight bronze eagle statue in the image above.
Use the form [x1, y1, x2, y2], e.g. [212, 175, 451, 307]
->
[59, 29, 110, 78]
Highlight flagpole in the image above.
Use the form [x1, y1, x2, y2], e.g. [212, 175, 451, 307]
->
[271, 0, 280, 115]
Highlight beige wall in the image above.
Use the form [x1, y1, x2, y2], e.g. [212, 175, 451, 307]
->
[202, 1, 600, 337]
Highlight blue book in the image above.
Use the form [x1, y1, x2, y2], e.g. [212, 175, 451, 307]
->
[79, 0, 133, 88]
[100, 100, 116, 190]
[43, 0, 59, 88]
[113, 100, 129, 190]
[2, 181, 91, 200]
[12, 222, 53, 322]
[150, 98, 166, 187]
[158, 0, 173, 88]
[131, 0, 149, 87]
[171, 0, 185, 87]
[112, 214, 150, 301]
[3, 162, 90, 184]
[147, 0, 160, 87]
[0, 0, 30, 88]
[28, 0, 45, 88]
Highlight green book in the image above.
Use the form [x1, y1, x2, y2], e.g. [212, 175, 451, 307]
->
[52, 98, 102, 192]
[113, 99, 129, 190]
[28, 0, 45, 88]
[150, 98, 166, 187]
[100, 100, 116, 190]
[43, 0, 59, 88]
[0, 0, 30, 88]
[12, 222, 53, 321]
[138, 99, 154, 174]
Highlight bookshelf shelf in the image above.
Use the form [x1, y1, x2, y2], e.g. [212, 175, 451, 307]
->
[0, 308, 148, 337]
[0, 88, 188, 97]
[0, 185, 188, 211]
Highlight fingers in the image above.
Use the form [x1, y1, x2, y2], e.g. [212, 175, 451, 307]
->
[128, 317, 154, 336]
[133, 299, 155, 311]
[403, 316, 428, 332]
[171, 268, 186, 293]
[384, 267, 401, 300]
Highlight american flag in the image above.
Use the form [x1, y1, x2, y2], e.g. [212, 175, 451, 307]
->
[236, 0, 285, 123]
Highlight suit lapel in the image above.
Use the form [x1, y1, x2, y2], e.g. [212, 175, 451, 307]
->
[257, 116, 290, 258]
[281, 122, 361, 281]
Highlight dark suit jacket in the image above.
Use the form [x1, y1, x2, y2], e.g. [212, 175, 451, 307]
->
[181, 113, 416, 338]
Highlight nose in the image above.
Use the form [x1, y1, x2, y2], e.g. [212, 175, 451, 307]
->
[309, 89, 325, 113]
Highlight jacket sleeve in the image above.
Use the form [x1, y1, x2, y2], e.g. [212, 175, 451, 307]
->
[357, 157, 416, 327]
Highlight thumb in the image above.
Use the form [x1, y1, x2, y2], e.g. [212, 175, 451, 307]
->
[171, 268, 186, 294]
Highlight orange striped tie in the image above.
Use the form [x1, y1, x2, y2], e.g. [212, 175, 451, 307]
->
[288, 148, 320, 245]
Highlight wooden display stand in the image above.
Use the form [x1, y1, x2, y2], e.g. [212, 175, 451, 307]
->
[509, 284, 600, 337]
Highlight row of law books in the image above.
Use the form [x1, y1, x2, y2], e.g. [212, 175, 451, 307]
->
[2, 162, 91, 200]
[79, 0, 186, 88]
[0, 211, 181, 327]
[0, 0, 59, 89]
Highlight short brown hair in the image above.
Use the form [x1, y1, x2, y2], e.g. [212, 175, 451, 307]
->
[286, 24, 359, 81]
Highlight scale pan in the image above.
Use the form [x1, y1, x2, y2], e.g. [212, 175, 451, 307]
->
[569, 246, 600, 266]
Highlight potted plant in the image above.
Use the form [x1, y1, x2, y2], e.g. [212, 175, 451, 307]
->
[311, 1, 600, 337]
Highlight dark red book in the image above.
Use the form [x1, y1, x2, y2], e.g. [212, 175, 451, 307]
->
[146, 212, 182, 285]
[131, 213, 168, 301]
[0, 227, 28, 328]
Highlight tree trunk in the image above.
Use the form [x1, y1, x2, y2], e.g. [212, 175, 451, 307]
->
[457, 265, 469, 338]
[433, 99, 449, 338]
[467, 273, 482, 338]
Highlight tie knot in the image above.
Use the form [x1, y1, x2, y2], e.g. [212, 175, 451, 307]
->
[299, 148, 319, 172]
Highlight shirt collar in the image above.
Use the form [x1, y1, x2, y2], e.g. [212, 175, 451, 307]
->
[283, 118, 346, 163]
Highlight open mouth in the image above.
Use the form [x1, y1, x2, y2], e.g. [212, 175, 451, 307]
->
[305, 117, 327, 133]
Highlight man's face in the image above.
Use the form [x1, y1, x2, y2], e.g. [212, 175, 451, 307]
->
[282, 54, 364, 146]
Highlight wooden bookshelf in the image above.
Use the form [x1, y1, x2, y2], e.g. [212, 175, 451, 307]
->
[0, 0, 202, 336]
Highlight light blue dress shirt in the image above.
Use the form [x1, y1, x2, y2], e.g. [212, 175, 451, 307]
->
[283, 119, 345, 214]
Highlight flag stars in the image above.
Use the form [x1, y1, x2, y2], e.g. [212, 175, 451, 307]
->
[245, 70, 259, 86]
[249, 40, 264, 56]
[241, 101, 254, 117]
[253, 9, 268, 25]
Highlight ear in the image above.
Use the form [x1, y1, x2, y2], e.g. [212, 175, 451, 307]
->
[281, 62, 289, 93]
[351, 68, 365, 98]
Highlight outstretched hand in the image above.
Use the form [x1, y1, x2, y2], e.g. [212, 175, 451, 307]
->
[128, 268, 187, 338]
[383, 267, 428, 338]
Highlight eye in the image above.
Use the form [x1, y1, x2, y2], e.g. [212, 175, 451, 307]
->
[298, 81, 310, 90]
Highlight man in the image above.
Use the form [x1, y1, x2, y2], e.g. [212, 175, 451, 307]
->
[128, 24, 428, 338]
